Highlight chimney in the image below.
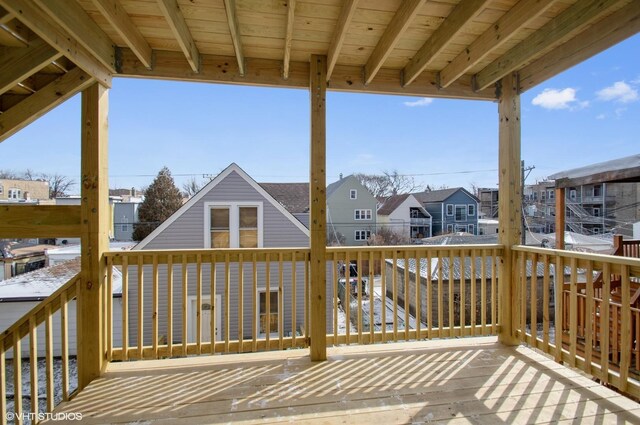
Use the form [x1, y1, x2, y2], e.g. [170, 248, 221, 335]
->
[131, 187, 135, 196]
[339, 173, 343, 179]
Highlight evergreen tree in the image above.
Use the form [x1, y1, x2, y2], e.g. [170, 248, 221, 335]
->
[133, 166, 183, 241]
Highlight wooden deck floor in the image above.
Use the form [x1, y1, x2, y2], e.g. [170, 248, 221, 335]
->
[50, 337, 640, 424]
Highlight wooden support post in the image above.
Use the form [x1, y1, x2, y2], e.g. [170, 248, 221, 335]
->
[497, 72, 521, 346]
[555, 188, 565, 249]
[309, 54, 327, 361]
[78, 82, 109, 390]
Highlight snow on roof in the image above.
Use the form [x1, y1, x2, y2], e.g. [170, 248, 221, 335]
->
[46, 241, 134, 256]
[549, 154, 640, 187]
[0, 258, 122, 301]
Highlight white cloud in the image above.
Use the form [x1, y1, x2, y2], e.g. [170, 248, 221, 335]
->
[596, 81, 638, 103]
[404, 97, 433, 107]
[531, 88, 578, 110]
[596, 113, 606, 120]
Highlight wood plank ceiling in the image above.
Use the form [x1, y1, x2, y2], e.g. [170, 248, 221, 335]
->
[1, 0, 639, 142]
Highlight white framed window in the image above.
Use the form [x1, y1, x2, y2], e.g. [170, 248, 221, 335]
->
[446, 224, 454, 233]
[350, 189, 357, 199]
[593, 227, 601, 234]
[548, 190, 555, 199]
[354, 209, 372, 220]
[354, 230, 371, 241]
[594, 185, 602, 197]
[468, 224, 475, 234]
[455, 205, 466, 221]
[8, 188, 21, 199]
[204, 202, 263, 248]
[569, 189, 577, 200]
[258, 289, 280, 336]
[455, 224, 467, 232]
[593, 207, 600, 217]
[541, 191, 546, 201]
[446, 204, 453, 216]
[467, 204, 475, 216]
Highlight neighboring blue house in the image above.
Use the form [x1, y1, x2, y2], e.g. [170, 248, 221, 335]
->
[413, 188, 480, 236]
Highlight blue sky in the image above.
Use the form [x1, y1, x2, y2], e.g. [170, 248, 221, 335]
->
[2, 33, 639, 194]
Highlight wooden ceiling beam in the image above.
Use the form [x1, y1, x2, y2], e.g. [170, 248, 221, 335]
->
[0, 38, 62, 94]
[474, 0, 626, 91]
[223, 0, 245, 76]
[282, 0, 295, 80]
[0, 12, 29, 46]
[403, 0, 490, 87]
[118, 49, 496, 101]
[326, 0, 359, 81]
[439, 0, 556, 89]
[91, 0, 153, 69]
[0, 0, 112, 87]
[157, 0, 200, 73]
[33, 0, 116, 72]
[364, 0, 424, 85]
[0, 67, 94, 142]
[520, 1, 640, 92]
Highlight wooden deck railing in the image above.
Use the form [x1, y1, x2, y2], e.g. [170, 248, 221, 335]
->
[513, 245, 640, 398]
[0, 274, 80, 425]
[104, 249, 311, 360]
[102, 245, 504, 361]
[326, 245, 503, 345]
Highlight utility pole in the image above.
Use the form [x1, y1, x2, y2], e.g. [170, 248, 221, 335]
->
[521, 160, 535, 245]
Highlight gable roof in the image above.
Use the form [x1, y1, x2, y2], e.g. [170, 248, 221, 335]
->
[326, 175, 350, 198]
[413, 187, 479, 203]
[134, 163, 310, 250]
[260, 183, 309, 214]
[377, 194, 411, 215]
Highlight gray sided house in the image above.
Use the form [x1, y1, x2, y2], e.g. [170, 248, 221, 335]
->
[130, 163, 331, 347]
[326, 175, 377, 246]
[414, 188, 480, 236]
[113, 202, 140, 241]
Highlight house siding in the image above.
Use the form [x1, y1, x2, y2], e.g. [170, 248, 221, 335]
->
[425, 191, 478, 235]
[327, 176, 377, 246]
[127, 169, 332, 346]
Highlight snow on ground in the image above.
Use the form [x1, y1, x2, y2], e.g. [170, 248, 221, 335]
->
[3, 358, 77, 423]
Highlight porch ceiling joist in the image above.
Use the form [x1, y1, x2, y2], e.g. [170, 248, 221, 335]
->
[223, 0, 245, 77]
[33, 0, 116, 73]
[282, 0, 295, 80]
[473, 0, 627, 91]
[0, 205, 82, 238]
[364, 0, 424, 85]
[438, 0, 556, 89]
[403, 0, 490, 87]
[0, 9, 29, 47]
[520, 1, 640, 92]
[0, 67, 94, 142]
[326, 0, 358, 81]
[157, 0, 200, 73]
[0, 0, 112, 87]
[91, 0, 153, 70]
[0, 38, 62, 94]
[118, 49, 496, 101]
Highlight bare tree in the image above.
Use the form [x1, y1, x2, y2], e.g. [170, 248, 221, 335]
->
[354, 170, 419, 197]
[367, 226, 410, 246]
[41, 173, 75, 198]
[424, 183, 450, 192]
[0, 169, 21, 179]
[182, 177, 204, 198]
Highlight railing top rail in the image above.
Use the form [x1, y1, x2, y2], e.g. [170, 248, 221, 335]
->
[513, 245, 640, 268]
[0, 273, 80, 354]
[327, 244, 504, 253]
[104, 247, 311, 258]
